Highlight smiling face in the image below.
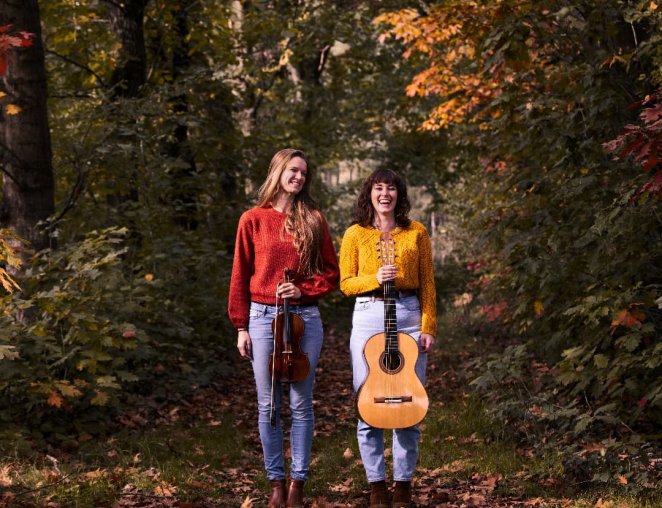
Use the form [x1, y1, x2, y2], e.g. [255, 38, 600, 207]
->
[278, 156, 307, 196]
[371, 181, 398, 216]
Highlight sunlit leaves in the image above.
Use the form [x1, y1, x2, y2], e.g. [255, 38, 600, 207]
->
[0, 229, 23, 294]
[375, 2, 553, 129]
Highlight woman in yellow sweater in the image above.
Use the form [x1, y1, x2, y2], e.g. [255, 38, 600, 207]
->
[339, 168, 436, 508]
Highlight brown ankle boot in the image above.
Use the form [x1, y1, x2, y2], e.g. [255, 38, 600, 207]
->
[369, 480, 389, 508]
[286, 479, 305, 507]
[392, 480, 412, 508]
[268, 479, 286, 508]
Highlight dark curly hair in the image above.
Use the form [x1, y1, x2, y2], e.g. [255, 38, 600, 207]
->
[353, 168, 411, 228]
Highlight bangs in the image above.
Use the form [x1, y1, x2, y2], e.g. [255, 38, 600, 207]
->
[369, 169, 397, 186]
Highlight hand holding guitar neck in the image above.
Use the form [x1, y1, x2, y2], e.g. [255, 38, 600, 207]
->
[376, 264, 397, 284]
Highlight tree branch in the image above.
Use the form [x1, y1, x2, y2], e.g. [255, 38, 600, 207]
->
[45, 49, 107, 87]
[0, 142, 25, 189]
[44, 163, 86, 231]
[0, 163, 20, 187]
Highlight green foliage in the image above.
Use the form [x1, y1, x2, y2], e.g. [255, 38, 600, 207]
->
[0, 225, 234, 437]
[377, 0, 662, 492]
[4, 2, 656, 496]
[0, 228, 140, 433]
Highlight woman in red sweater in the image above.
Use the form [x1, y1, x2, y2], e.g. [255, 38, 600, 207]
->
[228, 148, 339, 507]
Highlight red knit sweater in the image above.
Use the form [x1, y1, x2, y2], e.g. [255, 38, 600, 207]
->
[228, 206, 339, 329]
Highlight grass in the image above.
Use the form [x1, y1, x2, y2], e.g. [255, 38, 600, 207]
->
[1, 399, 660, 507]
[0, 306, 659, 506]
[0, 414, 243, 507]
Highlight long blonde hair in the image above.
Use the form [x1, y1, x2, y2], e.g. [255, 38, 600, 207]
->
[256, 148, 324, 276]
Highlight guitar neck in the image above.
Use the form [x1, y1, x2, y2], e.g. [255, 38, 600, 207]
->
[383, 280, 398, 352]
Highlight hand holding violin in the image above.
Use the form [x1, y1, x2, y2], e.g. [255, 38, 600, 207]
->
[277, 282, 302, 299]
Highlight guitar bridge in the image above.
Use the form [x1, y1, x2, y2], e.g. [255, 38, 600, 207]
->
[373, 396, 413, 404]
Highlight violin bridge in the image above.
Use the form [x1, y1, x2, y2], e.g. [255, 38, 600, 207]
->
[373, 396, 413, 404]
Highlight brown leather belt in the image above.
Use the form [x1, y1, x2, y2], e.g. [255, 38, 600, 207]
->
[359, 289, 417, 301]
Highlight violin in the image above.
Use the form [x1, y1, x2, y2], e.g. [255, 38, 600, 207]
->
[270, 269, 309, 383]
[269, 269, 310, 425]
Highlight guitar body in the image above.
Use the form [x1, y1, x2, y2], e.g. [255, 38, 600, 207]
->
[356, 331, 429, 429]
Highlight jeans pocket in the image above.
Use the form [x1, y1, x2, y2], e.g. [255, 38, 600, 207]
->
[354, 300, 372, 312]
[249, 305, 267, 319]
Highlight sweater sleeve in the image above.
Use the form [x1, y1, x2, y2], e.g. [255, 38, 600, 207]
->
[418, 227, 437, 336]
[339, 226, 381, 297]
[297, 215, 339, 299]
[227, 213, 254, 329]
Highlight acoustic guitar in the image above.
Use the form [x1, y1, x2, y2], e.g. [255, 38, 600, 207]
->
[356, 232, 429, 429]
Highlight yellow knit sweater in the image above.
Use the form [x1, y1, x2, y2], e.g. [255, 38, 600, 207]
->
[339, 221, 437, 336]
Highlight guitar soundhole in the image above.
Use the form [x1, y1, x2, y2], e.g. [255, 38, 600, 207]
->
[380, 351, 404, 374]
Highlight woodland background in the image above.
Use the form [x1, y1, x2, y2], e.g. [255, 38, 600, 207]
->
[0, 0, 660, 506]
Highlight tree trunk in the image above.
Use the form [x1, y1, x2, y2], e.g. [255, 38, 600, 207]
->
[0, 0, 55, 252]
[167, 0, 199, 230]
[106, 0, 148, 97]
[104, 0, 147, 211]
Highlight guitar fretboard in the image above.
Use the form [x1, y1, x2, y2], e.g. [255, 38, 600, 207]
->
[383, 279, 398, 353]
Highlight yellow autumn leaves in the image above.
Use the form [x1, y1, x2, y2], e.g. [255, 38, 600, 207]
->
[0, 90, 22, 115]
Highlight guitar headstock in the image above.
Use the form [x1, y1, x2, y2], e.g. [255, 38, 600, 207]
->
[377, 232, 396, 266]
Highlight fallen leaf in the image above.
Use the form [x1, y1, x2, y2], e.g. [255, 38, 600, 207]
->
[329, 477, 353, 493]
[47, 390, 63, 408]
[239, 497, 254, 508]
[5, 104, 21, 115]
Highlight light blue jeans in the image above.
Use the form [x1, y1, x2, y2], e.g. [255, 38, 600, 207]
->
[248, 301, 324, 481]
[349, 294, 427, 483]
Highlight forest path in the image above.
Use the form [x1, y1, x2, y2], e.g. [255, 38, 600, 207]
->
[210, 325, 566, 508]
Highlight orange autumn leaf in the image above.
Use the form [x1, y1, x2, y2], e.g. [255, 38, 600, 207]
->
[5, 104, 21, 115]
[154, 481, 177, 496]
[611, 308, 645, 330]
[239, 497, 255, 508]
[0, 465, 13, 487]
[47, 390, 63, 408]
[0, 267, 21, 293]
[375, 1, 581, 130]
